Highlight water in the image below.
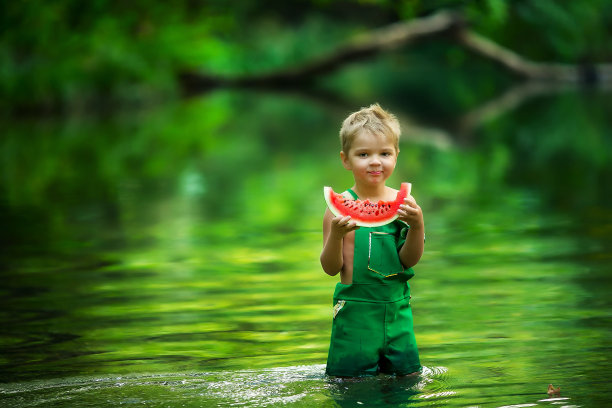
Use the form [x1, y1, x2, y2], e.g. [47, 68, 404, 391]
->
[1, 89, 611, 407]
[0, 366, 589, 407]
[0, 366, 444, 407]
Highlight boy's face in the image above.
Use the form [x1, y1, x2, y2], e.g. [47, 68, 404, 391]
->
[341, 131, 398, 186]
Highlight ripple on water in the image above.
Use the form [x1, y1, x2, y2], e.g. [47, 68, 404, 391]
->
[0, 365, 454, 407]
[0, 365, 583, 407]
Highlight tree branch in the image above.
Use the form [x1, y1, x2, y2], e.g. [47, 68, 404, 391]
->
[178, 9, 612, 93]
[179, 11, 463, 92]
[454, 30, 612, 83]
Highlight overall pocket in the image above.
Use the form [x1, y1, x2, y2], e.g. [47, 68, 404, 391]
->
[367, 231, 405, 277]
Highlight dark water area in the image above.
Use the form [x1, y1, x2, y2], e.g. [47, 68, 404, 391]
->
[1, 88, 611, 407]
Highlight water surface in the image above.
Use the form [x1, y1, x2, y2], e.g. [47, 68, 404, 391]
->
[1, 89, 611, 407]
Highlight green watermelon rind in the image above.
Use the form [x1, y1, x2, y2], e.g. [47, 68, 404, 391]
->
[324, 183, 412, 227]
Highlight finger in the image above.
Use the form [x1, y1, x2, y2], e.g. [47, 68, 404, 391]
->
[399, 204, 416, 213]
[347, 222, 360, 231]
[403, 197, 417, 208]
[405, 209, 419, 219]
[397, 212, 410, 221]
[398, 208, 418, 220]
[333, 215, 349, 226]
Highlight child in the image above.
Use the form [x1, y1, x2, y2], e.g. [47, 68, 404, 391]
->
[321, 103, 424, 377]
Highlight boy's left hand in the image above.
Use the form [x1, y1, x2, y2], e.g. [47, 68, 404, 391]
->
[397, 195, 423, 229]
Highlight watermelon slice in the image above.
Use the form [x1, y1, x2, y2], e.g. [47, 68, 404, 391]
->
[324, 183, 412, 227]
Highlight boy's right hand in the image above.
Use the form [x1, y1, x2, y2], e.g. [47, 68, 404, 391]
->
[330, 215, 360, 239]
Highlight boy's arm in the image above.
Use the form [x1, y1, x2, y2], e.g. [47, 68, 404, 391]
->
[397, 196, 425, 268]
[320, 208, 358, 276]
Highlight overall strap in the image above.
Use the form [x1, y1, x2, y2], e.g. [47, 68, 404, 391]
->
[346, 189, 359, 200]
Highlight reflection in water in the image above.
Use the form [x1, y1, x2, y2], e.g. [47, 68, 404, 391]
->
[327, 366, 445, 407]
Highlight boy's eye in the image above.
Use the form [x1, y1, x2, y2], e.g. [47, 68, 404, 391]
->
[358, 153, 368, 157]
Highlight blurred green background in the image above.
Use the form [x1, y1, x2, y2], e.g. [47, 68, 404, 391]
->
[1, 1, 611, 407]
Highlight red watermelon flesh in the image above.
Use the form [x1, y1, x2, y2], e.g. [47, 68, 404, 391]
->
[324, 183, 412, 227]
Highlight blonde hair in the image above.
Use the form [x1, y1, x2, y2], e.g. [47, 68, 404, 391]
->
[339, 103, 401, 154]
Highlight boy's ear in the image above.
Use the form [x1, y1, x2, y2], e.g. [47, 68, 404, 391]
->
[340, 151, 351, 170]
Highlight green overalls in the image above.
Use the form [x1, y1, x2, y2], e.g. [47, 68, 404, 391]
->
[325, 189, 421, 377]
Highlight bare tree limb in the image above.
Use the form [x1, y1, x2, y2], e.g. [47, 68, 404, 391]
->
[455, 30, 612, 83]
[179, 11, 463, 92]
[457, 80, 612, 140]
[179, 10, 612, 94]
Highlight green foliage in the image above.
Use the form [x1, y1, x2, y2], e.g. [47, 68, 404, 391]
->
[2, 1, 611, 112]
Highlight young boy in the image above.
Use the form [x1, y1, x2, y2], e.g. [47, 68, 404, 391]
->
[321, 103, 424, 377]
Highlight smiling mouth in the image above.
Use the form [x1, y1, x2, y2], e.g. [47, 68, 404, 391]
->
[368, 171, 382, 175]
